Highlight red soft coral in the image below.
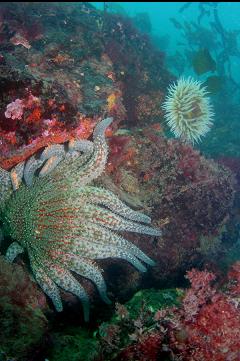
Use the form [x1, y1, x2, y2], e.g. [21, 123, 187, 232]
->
[227, 261, 240, 297]
[183, 269, 216, 321]
[186, 293, 240, 360]
[153, 267, 240, 361]
[116, 333, 162, 361]
[179, 267, 240, 360]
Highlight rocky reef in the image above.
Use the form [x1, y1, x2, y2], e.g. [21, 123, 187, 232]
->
[101, 128, 235, 295]
[0, 2, 172, 170]
[0, 256, 48, 361]
[0, 2, 239, 361]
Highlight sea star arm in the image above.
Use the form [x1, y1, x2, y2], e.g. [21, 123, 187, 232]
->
[0, 167, 11, 188]
[68, 139, 94, 154]
[46, 260, 90, 321]
[79, 186, 152, 224]
[72, 239, 149, 272]
[40, 144, 66, 161]
[39, 144, 66, 177]
[39, 155, 64, 177]
[30, 257, 63, 312]
[46, 118, 112, 186]
[77, 204, 161, 236]
[70, 223, 155, 266]
[72, 117, 113, 186]
[58, 253, 111, 304]
[10, 161, 25, 190]
[0, 167, 13, 206]
[93, 117, 113, 141]
[5, 241, 24, 262]
[24, 155, 44, 186]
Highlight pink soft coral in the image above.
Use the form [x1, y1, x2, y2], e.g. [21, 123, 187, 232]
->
[186, 293, 240, 361]
[182, 267, 240, 360]
[227, 261, 240, 298]
[154, 265, 240, 361]
[183, 269, 216, 321]
[5, 98, 24, 120]
[169, 262, 240, 361]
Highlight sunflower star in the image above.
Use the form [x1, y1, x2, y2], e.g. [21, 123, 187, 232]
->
[0, 118, 161, 321]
